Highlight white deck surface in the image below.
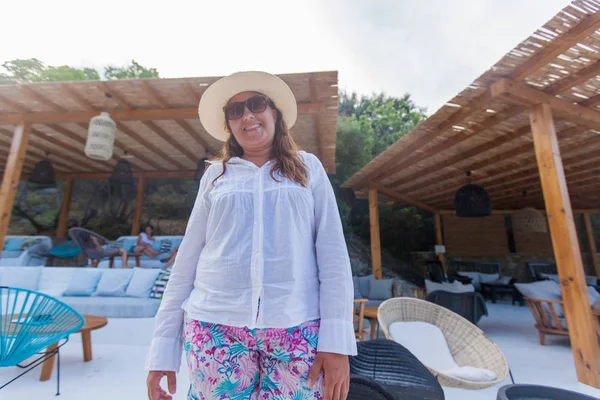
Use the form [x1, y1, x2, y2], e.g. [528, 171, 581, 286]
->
[2, 301, 600, 399]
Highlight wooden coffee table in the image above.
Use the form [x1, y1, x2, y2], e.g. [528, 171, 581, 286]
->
[364, 306, 380, 340]
[40, 314, 108, 381]
[106, 252, 142, 268]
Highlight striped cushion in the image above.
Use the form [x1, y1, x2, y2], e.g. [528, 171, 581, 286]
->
[149, 269, 171, 299]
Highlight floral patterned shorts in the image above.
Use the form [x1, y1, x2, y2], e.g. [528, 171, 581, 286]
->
[183, 318, 324, 400]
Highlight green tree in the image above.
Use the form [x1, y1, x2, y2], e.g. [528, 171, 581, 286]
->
[104, 60, 159, 80]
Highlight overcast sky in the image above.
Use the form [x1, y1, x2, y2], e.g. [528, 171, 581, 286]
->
[1, 0, 571, 114]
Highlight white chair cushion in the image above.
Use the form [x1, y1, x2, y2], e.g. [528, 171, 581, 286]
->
[457, 272, 480, 290]
[478, 273, 501, 284]
[388, 321, 458, 371]
[63, 269, 103, 296]
[38, 268, 76, 297]
[441, 366, 497, 382]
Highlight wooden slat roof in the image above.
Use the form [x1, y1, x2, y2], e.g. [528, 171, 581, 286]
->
[343, 0, 600, 211]
[0, 71, 339, 177]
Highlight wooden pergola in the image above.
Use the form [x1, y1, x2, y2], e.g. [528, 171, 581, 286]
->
[343, 0, 600, 388]
[0, 70, 339, 244]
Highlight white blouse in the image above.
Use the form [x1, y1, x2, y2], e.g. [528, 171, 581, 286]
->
[145, 151, 357, 372]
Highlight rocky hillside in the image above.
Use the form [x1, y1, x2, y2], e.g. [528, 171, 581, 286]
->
[346, 234, 422, 295]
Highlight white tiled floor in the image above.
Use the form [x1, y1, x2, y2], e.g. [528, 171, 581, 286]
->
[1, 301, 600, 399]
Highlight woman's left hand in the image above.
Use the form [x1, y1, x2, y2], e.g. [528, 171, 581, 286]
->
[307, 351, 350, 400]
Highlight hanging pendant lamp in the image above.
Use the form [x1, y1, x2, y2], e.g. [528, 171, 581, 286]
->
[109, 151, 134, 186]
[454, 171, 491, 217]
[194, 149, 210, 182]
[29, 153, 56, 188]
[85, 93, 117, 161]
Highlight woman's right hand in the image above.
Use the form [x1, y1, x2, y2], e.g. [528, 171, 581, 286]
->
[147, 371, 177, 400]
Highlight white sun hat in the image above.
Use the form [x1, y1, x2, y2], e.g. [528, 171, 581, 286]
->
[198, 71, 298, 142]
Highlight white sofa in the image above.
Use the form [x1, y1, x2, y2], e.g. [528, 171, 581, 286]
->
[0, 236, 53, 267]
[0, 266, 162, 318]
[97, 235, 184, 269]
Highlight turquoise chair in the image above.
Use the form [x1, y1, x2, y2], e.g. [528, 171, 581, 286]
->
[0, 286, 84, 395]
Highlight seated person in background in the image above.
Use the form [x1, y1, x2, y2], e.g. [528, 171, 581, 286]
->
[134, 224, 162, 258]
[90, 236, 128, 268]
[161, 246, 179, 269]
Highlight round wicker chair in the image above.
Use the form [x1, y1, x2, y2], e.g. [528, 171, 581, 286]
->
[348, 376, 395, 400]
[378, 297, 509, 390]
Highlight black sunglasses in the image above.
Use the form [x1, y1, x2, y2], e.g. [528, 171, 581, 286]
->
[223, 95, 274, 121]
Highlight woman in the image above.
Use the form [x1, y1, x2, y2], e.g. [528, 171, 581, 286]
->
[146, 71, 356, 400]
[134, 224, 161, 258]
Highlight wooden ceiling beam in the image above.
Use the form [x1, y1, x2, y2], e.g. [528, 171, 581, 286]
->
[491, 78, 600, 130]
[0, 103, 324, 125]
[386, 122, 529, 190]
[97, 82, 131, 110]
[60, 84, 95, 110]
[544, 59, 600, 94]
[508, 11, 600, 81]
[141, 121, 198, 164]
[56, 169, 197, 180]
[372, 184, 438, 213]
[423, 147, 600, 205]
[185, 83, 200, 104]
[174, 120, 211, 153]
[0, 93, 28, 114]
[405, 126, 587, 198]
[141, 81, 169, 109]
[20, 86, 66, 112]
[309, 75, 329, 171]
[116, 122, 186, 170]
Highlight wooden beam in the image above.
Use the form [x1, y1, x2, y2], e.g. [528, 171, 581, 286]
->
[545, 59, 600, 94]
[140, 81, 169, 109]
[509, 11, 600, 81]
[60, 84, 95, 110]
[116, 122, 186, 170]
[584, 212, 600, 279]
[0, 93, 28, 113]
[0, 103, 324, 125]
[131, 175, 145, 236]
[372, 184, 438, 213]
[369, 187, 382, 279]
[141, 121, 197, 164]
[20, 86, 66, 112]
[491, 79, 600, 130]
[97, 82, 130, 110]
[309, 75, 329, 170]
[434, 213, 447, 271]
[0, 123, 31, 248]
[56, 178, 74, 238]
[174, 120, 211, 152]
[529, 103, 600, 388]
[185, 83, 201, 104]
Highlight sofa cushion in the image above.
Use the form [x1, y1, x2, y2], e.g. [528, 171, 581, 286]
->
[58, 296, 161, 318]
[478, 273, 501, 284]
[368, 278, 393, 300]
[364, 299, 384, 308]
[121, 238, 137, 253]
[38, 268, 76, 297]
[3, 238, 24, 251]
[357, 275, 374, 299]
[457, 272, 480, 290]
[64, 269, 103, 296]
[425, 279, 474, 294]
[94, 269, 133, 297]
[126, 268, 161, 298]
[352, 276, 363, 299]
[0, 267, 42, 290]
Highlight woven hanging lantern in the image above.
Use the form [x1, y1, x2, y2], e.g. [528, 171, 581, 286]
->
[29, 158, 55, 188]
[513, 207, 548, 233]
[86, 111, 116, 161]
[454, 172, 491, 217]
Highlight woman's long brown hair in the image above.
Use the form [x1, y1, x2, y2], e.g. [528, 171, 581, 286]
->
[211, 104, 308, 187]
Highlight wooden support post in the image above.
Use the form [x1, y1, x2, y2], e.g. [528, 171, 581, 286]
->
[0, 123, 31, 248]
[56, 178, 74, 238]
[369, 187, 382, 279]
[584, 213, 600, 279]
[434, 213, 447, 271]
[529, 103, 600, 388]
[131, 175, 145, 236]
